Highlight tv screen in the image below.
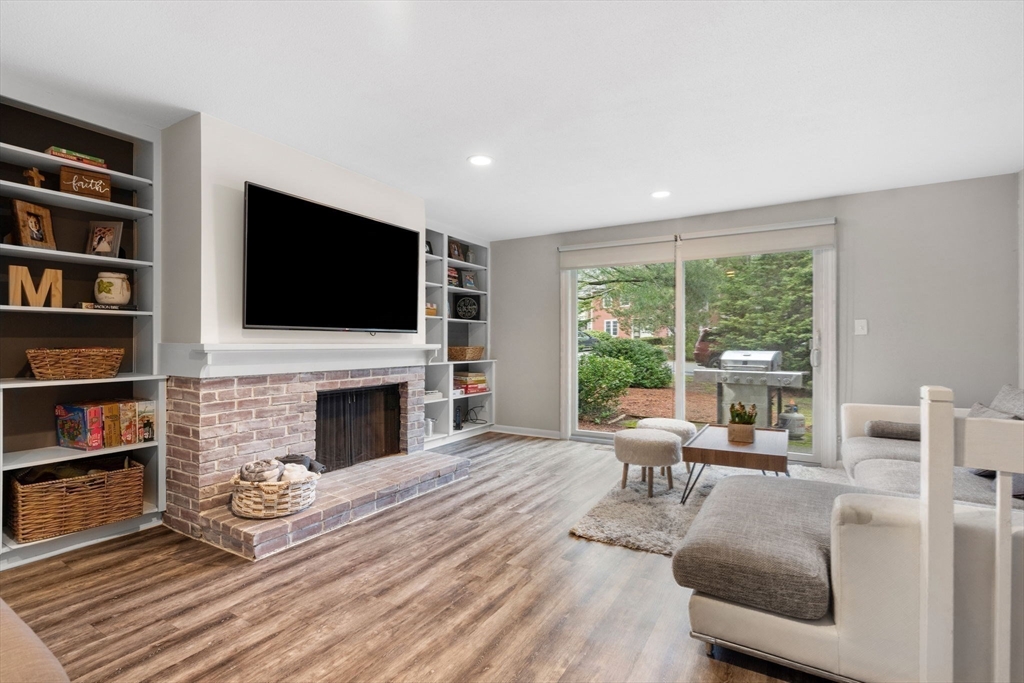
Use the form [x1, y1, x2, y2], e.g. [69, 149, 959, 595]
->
[244, 183, 420, 332]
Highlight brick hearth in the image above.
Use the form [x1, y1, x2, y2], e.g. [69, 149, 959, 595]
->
[200, 451, 469, 559]
[163, 366, 462, 556]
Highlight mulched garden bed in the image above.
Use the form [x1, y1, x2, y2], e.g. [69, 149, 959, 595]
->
[579, 382, 812, 440]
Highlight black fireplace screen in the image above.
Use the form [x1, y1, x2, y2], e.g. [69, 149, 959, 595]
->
[315, 385, 401, 471]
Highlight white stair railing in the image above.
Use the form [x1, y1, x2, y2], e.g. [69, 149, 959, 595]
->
[919, 385, 1023, 683]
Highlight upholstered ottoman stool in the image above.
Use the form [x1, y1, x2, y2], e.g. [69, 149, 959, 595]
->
[636, 418, 696, 474]
[614, 429, 682, 497]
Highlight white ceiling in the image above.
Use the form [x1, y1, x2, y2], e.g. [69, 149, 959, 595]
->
[1, 1, 1021, 242]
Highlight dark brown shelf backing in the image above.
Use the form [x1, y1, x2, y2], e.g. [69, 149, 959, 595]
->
[1, 259, 139, 308]
[1, 380, 146, 453]
[0, 311, 135, 378]
[0, 104, 135, 176]
[0, 175, 139, 259]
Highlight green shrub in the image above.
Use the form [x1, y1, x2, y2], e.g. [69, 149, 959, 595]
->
[578, 355, 634, 423]
[593, 337, 673, 389]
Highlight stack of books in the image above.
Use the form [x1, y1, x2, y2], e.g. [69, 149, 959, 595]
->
[56, 399, 157, 451]
[44, 146, 108, 169]
[454, 372, 489, 394]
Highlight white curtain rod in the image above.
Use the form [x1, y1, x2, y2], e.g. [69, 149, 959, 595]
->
[556, 217, 835, 253]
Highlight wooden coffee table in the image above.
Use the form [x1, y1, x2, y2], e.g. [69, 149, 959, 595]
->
[679, 424, 790, 504]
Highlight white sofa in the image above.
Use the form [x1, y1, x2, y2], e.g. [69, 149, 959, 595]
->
[681, 490, 1024, 682]
[841, 403, 1023, 508]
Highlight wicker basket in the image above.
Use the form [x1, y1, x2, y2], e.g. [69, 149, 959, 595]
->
[231, 473, 320, 519]
[7, 459, 144, 543]
[26, 347, 124, 380]
[448, 346, 485, 361]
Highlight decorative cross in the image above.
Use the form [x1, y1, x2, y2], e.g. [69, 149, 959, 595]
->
[23, 167, 45, 187]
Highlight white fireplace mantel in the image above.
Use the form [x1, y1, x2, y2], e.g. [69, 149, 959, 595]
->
[159, 343, 443, 378]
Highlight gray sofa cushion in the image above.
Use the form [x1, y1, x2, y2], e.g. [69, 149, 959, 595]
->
[672, 475, 883, 620]
[990, 385, 1024, 419]
[864, 420, 920, 441]
[967, 402, 1019, 420]
[853, 459, 1024, 509]
[841, 436, 920, 479]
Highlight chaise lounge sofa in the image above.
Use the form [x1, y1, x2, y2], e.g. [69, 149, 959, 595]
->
[672, 386, 1024, 682]
[841, 385, 1023, 508]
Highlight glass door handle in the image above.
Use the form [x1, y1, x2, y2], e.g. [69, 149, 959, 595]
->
[810, 348, 821, 368]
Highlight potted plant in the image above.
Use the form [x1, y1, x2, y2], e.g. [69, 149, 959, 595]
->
[728, 402, 757, 443]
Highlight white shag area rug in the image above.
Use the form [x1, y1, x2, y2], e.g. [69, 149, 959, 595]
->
[570, 460, 851, 556]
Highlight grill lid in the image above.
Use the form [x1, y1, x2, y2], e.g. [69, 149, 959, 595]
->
[720, 350, 782, 371]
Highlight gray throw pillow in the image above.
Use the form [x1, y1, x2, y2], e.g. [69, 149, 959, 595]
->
[990, 385, 1024, 420]
[864, 420, 920, 441]
[967, 401, 1018, 420]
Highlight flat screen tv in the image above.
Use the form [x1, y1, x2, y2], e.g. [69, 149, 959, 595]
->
[244, 182, 419, 333]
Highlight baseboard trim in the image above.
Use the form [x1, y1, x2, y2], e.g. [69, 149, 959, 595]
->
[491, 425, 563, 440]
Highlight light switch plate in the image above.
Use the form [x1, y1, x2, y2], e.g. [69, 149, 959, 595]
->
[854, 319, 869, 336]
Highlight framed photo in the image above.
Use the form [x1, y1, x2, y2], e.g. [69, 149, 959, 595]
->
[448, 240, 465, 261]
[459, 270, 477, 290]
[86, 221, 123, 257]
[11, 199, 56, 250]
[425, 240, 433, 255]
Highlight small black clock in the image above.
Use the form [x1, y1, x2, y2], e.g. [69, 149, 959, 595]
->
[454, 295, 480, 320]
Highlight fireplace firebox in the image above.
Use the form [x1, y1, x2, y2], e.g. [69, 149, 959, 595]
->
[316, 385, 402, 471]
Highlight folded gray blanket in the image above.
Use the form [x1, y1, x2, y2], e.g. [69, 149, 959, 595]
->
[239, 459, 284, 482]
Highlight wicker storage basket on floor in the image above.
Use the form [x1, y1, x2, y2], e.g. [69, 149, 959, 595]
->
[26, 347, 125, 380]
[448, 346, 485, 361]
[8, 459, 145, 543]
[231, 473, 320, 519]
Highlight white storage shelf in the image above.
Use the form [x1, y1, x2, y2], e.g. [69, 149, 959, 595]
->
[447, 257, 486, 271]
[0, 305, 153, 317]
[0, 180, 152, 220]
[423, 230, 493, 446]
[2, 441, 161, 471]
[454, 391, 493, 399]
[0, 102, 165, 570]
[0, 373, 165, 390]
[448, 285, 486, 295]
[2, 502, 160, 552]
[0, 244, 153, 269]
[0, 143, 153, 191]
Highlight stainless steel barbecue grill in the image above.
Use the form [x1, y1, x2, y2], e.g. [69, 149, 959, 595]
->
[692, 350, 804, 428]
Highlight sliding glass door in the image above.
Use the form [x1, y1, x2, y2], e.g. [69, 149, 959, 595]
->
[574, 262, 677, 435]
[683, 251, 816, 459]
[562, 221, 837, 464]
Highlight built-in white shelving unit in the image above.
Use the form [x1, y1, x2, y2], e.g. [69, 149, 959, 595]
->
[0, 97, 165, 569]
[422, 229, 495, 446]
[0, 180, 154, 219]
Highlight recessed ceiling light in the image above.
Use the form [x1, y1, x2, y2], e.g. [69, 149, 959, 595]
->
[468, 155, 493, 166]
[651, 190, 671, 199]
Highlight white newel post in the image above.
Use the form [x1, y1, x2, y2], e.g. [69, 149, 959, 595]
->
[919, 385, 955, 683]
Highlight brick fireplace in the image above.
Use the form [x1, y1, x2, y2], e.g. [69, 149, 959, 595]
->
[163, 365, 470, 558]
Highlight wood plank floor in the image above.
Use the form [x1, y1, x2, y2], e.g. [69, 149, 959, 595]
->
[0, 433, 827, 683]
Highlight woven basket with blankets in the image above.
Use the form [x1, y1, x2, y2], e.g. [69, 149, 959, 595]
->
[230, 455, 327, 519]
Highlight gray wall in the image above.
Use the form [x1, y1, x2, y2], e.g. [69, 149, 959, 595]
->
[491, 173, 1022, 433]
